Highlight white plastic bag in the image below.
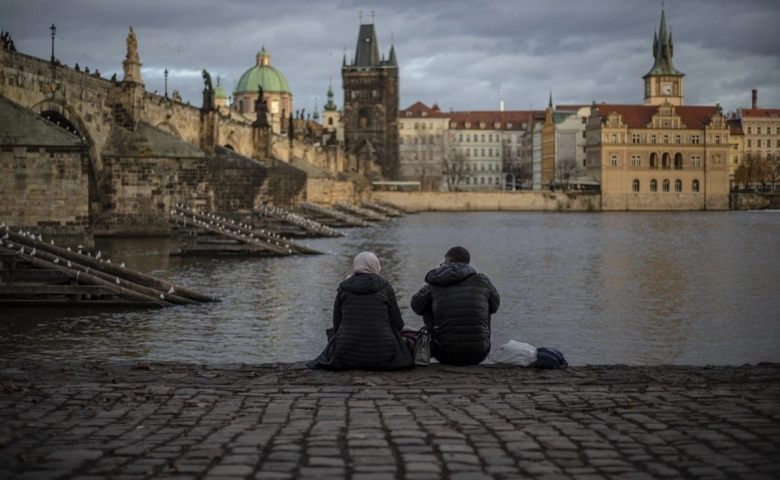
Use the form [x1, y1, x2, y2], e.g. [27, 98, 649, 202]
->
[489, 340, 537, 366]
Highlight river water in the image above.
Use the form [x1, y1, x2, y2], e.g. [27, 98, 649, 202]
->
[1, 211, 778, 366]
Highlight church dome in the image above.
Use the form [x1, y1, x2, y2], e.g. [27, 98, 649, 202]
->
[214, 84, 227, 99]
[234, 47, 290, 94]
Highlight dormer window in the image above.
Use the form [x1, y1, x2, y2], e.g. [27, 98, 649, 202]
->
[421, 112, 427, 117]
[480, 122, 486, 129]
[465, 122, 471, 128]
[494, 122, 500, 129]
[507, 123, 512, 128]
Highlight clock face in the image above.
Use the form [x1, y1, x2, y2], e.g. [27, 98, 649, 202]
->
[661, 83, 672, 95]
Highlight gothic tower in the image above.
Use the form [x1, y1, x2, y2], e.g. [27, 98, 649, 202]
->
[342, 16, 399, 179]
[643, 5, 684, 106]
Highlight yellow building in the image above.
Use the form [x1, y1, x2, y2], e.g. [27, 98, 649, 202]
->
[584, 6, 730, 210]
[727, 118, 744, 187]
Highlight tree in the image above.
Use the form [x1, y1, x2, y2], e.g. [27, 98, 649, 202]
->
[442, 150, 468, 191]
[765, 154, 780, 191]
[555, 157, 578, 190]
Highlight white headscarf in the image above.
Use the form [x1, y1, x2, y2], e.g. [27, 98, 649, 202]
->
[347, 252, 381, 278]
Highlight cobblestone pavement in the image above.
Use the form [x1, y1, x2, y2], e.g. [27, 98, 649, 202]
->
[0, 361, 779, 479]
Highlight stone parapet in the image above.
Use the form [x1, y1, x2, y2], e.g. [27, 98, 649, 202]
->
[371, 191, 602, 212]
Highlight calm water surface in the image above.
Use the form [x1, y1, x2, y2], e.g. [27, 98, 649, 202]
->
[1, 211, 778, 366]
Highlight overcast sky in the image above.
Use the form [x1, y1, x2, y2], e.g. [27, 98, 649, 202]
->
[2, 0, 778, 116]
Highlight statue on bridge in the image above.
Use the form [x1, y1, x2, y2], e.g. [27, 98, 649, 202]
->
[1, 30, 17, 51]
[202, 69, 213, 91]
[125, 26, 139, 63]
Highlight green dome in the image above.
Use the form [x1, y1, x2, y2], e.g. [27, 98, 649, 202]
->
[214, 84, 228, 99]
[235, 48, 290, 94]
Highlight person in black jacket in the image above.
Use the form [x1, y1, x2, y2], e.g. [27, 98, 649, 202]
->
[411, 246, 500, 366]
[307, 252, 415, 371]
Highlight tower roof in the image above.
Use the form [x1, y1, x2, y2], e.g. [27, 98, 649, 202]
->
[353, 24, 380, 67]
[645, 6, 683, 77]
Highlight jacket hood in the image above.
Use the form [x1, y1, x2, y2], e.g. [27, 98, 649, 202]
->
[424, 262, 477, 286]
[339, 273, 388, 294]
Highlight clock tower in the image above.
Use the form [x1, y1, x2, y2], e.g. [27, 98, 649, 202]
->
[643, 6, 684, 106]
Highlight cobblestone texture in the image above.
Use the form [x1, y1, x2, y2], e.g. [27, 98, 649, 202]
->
[0, 361, 778, 479]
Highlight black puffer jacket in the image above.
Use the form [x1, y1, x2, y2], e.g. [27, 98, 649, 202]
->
[411, 263, 500, 365]
[307, 273, 414, 371]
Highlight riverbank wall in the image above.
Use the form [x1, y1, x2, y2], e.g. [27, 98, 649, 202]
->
[371, 191, 602, 212]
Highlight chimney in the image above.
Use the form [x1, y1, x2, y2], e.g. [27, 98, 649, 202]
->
[752, 89, 757, 109]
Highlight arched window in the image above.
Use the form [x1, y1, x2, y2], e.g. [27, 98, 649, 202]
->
[662, 153, 671, 168]
[328, 117, 333, 126]
[674, 153, 683, 169]
[692, 180, 700, 192]
[650, 153, 658, 168]
[675, 179, 682, 192]
[359, 108, 370, 128]
[651, 179, 658, 192]
[632, 179, 640, 192]
[663, 179, 670, 192]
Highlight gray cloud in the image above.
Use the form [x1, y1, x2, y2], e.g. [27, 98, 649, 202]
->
[1, 0, 778, 116]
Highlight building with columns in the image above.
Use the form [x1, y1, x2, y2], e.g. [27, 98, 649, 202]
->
[584, 6, 730, 210]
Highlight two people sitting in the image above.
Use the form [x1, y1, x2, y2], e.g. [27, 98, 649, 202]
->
[307, 246, 500, 371]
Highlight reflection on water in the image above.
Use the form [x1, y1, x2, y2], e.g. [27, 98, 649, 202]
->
[1, 211, 779, 366]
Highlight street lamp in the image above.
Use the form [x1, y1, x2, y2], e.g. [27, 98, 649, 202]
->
[164, 68, 169, 98]
[50, 23, 56, 65]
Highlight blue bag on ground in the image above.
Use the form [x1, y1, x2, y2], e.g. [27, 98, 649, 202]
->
[535, 347, 568, 369]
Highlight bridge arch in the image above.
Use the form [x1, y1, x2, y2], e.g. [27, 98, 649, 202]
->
[29, 99, 103, 174]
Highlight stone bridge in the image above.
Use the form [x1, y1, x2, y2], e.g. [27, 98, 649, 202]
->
[0, 29, 353, 237]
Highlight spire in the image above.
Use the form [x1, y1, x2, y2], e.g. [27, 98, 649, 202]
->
[325, 74, 337, 111]
[645, 4, 683, 77]
[499, 87, 504, 112]
[313, 97, 320, 120]
[388, 44, 397, 67]
[548, 90, 553, 109]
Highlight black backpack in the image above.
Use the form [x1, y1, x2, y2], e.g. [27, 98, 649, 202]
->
[535, 347, 568, 369]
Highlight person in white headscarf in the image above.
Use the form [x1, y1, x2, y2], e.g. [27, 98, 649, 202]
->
[308, 252, 415, 371]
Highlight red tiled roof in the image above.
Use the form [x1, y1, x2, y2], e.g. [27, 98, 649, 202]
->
[728, 118, 744, 135]
[447, 110, 542, 130]
[594, 104, 721, 129]
[740, 108, 780, 118]
[400, 101, 450, 118]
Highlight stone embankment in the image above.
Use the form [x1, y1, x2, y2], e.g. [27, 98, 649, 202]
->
[1, 361, 778, 479]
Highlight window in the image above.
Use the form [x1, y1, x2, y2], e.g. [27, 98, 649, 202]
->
[473, 134, 478, 141]
[692, 180, 700, 192]
[399, 137, 404, 144]
[631, 155, 641, 166]
[480, 177, 485, 184]
[481, 149, 485, 156]
[414, 122, 419, 129]
[632, 179, 640, 192]
[488, 177, 493, 185]
[747, 127, 752, 134]
[663, 135, 669, 144]
[611, 155, 618, 166]
[676, 135, 682, 144]
[692, 135, 700, 144]
[757, 140, 762, 148]
[651, 135, 657, 144]
[611, 134, 617, 143]
[748, 140, 752, 147]
[466, 149, 471, 156]
[733, 144, 738, 150]
[481, 134, 485, 142]
[675, 179, 682, 192]
[757, 127, 762, 134]
[632, 134, 641, 144]
[715, 135, 721, 145]
[328, 117, 334, 126]
[691, 156, 701, 167]
[458, 134, 463, 141]
[651, 179, 658, 192]
[733, 156, 739, 164]
[663, 179, 670, 192]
